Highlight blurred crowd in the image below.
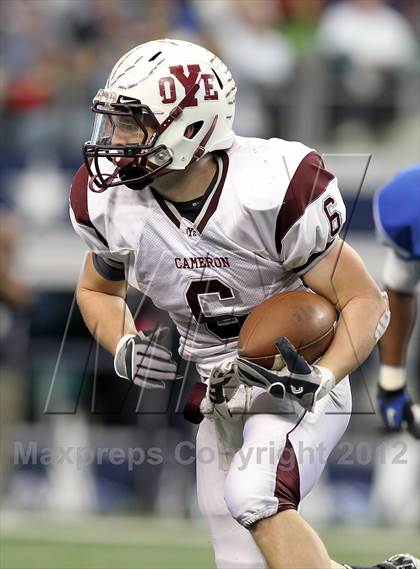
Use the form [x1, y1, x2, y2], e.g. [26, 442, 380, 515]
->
[0, 0, 419, 520]
[0, 0, 419, 173]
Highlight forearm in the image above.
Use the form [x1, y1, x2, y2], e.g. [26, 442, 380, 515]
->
[318, 293, 386, 381]
[304, 241, 388, 382]
[77, 287, 137, 355]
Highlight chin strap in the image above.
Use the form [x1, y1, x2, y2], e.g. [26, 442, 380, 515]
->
[159, 80, 201, 134]
[189, 115, 219, 164]
[158, 76, 219, 164]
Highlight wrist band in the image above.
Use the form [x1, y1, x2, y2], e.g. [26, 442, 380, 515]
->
[115, 333, 136, 356]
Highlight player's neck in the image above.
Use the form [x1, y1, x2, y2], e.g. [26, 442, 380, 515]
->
[150, 153, 218, 202]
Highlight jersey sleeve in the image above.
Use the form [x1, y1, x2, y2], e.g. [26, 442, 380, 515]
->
[69, 164, 127, 281]
[275, 151, 346, 275]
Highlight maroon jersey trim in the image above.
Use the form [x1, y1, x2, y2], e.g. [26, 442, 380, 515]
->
[275, 152, 335, 253]
[293, 238, 336, 275]
[196, 151, 229, 233]
[151, 187, 181, 228]
[70, 164, 109, 248]
[92, 253, 126, 281]
[274, 411, 306, 512]
[275, 436, 300, 512]
[151, 151, 229, 233]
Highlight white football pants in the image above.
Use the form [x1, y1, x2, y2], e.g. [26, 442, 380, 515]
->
[196, 379, 352, 569]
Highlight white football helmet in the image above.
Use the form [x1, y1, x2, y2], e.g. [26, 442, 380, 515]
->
[84, 38, 236, 191]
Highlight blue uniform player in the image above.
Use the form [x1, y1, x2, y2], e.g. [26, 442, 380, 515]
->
[374, 165, 420, 438]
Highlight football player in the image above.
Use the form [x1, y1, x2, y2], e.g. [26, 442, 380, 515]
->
[70, 40, 418, 569]
[374, 165, 420, 439]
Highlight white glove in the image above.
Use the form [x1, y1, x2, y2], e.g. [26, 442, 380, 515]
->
[114, 327, 178, 390]
[236, 337, 336, 412]
[200, 360, 245, 422]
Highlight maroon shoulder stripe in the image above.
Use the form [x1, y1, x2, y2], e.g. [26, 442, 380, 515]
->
[70, 164, 109, 247]
[70, 164, 90, 225]
[275, 152, 334, 253]
[196, 151, 229, 233]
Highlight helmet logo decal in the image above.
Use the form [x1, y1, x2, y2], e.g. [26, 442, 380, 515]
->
[159, 76, 177, 104]
[201, 74, 219, 101]
[159, 64, 219, 107]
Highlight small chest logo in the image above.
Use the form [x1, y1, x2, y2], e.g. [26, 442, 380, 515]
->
[186, 227, 198, 238]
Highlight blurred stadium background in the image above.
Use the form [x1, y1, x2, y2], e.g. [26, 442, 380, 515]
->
[0, 1, 419, 568]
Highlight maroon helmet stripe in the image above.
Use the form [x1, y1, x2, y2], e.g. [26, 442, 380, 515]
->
[151, 187, 181, 228]
[275, 151, 334, 253]
[70, 164, 109, 247]
[196, 151, 229, 233]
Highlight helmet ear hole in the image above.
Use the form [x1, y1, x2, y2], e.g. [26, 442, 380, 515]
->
[184, 121, 204, 140]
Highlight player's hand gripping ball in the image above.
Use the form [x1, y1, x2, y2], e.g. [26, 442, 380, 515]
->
[236, 291, 338, 411]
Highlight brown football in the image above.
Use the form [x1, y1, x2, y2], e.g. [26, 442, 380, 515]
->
[238, 291, 337, 370]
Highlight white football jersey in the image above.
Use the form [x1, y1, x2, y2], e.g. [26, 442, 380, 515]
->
[70, 136, 346, 377]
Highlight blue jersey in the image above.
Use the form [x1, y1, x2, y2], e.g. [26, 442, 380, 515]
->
[374, 165, 420, 259]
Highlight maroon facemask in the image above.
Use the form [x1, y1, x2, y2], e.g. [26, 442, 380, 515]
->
[83, 95, 174, 192]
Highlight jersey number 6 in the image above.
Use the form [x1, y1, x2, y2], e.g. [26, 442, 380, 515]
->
[323, 196, 342, 237]
[186, 279, 247, 341]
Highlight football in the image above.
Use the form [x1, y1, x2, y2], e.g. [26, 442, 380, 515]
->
[238, 291, 337, 370]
